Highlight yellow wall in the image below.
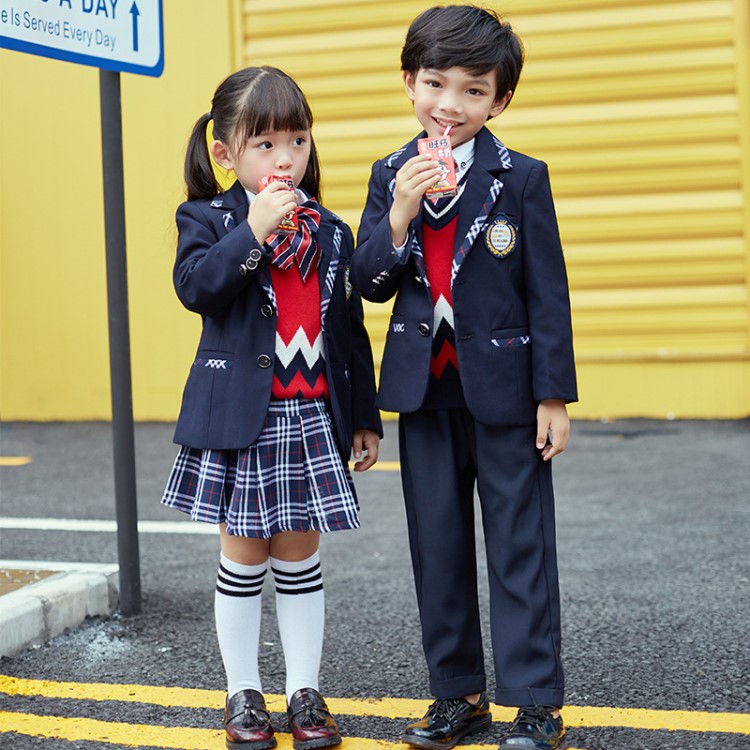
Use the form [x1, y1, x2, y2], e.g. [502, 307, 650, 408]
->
[1, 0, 235, 421]
[1, 0, 749, 421]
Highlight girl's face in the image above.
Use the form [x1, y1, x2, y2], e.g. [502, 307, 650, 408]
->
[403, 67, 511, 147]
[211, 129, 311, 193]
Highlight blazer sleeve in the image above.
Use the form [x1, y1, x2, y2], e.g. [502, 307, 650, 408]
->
[342, 224, 384, 437]
[350, 161, 414, 303]
[521, 162, 578, 403]
[173, 200, 272, 317]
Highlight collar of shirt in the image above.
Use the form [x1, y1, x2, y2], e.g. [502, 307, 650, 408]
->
[452, 138, 475, 182]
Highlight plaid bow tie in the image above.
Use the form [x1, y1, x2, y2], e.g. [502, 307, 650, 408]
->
[268, 202, 322, 283]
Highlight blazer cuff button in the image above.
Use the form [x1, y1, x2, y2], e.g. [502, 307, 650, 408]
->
[248, 248, 263, 262]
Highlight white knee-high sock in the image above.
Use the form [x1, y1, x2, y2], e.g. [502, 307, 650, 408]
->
[214, 554, 267, 697]
[271, 552, 325, 702]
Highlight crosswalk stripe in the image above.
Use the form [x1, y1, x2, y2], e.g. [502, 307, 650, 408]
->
[1, 676, 748, 734]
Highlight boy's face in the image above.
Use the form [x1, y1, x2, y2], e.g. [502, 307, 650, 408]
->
[403, 67, 511, 147]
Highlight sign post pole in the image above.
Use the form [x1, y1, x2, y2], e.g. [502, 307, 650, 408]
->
[2, 1, 164, 616]
[99, 68, 141, 616]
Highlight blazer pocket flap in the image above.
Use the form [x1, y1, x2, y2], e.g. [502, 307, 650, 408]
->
[490, 327, 530, 347]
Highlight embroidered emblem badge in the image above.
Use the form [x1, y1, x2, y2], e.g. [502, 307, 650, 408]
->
[484, 216, 517, 258]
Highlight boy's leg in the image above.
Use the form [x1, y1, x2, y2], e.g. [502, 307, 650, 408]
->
[398, 408, 486, 699]
[474, 421, 564, 709]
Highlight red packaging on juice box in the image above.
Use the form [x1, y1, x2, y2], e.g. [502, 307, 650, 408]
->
[417, 136, 457, 199]
[257, 174, 299, 234]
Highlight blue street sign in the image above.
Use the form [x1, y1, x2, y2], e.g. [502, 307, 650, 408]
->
[1, 0, 164, 78]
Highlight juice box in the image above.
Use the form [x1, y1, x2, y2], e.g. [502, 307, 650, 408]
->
[417, 136, 457, 199]
[257, 174, 299, 234]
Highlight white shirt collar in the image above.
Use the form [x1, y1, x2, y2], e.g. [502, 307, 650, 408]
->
[451, 138, 475, 182]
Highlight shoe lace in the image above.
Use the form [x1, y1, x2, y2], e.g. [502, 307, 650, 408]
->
[428, 698, 466, 720]
[512, 705, 555, 732]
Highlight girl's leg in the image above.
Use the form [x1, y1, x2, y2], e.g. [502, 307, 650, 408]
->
[216, 525, 270, 696]
[268, 530, 323, 701]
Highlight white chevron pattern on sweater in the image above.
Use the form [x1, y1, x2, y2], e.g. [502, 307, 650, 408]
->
[433, 294, 455, 333]
[275, 327, 325, 369]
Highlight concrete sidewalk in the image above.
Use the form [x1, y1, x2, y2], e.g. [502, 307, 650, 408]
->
[0, 561, 119, 657]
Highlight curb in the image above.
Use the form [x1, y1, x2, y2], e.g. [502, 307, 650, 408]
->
[0, 560, 120, 657]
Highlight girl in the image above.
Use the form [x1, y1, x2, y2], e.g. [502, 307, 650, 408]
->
[162, 66, 382, 750]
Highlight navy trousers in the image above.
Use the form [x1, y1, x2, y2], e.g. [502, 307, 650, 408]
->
[398, 408, 564, 707]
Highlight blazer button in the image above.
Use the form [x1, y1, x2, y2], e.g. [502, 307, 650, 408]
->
[257, 354, 272, 368]
[417, 322, 431, 337]
[248, 248, 263, 262]
[260, 304, 273, 318]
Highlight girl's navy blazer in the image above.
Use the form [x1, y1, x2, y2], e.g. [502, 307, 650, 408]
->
[172, 180, 382, 454]
[351, 126, 577, 426]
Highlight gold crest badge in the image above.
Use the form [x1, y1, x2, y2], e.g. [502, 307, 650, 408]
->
[484, 216, 517, 259]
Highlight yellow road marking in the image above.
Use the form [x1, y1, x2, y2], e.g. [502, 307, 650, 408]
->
[1, 676, 748, 735]
[0, 457, 31, 466]
[0, 711, 587, 750]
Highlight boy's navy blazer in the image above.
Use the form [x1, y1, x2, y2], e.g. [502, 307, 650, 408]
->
[172, 180, 382, 454]
[351, 126, 577, 426]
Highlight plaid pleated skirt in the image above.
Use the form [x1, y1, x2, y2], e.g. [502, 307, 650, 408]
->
[161, 398, 359, 538]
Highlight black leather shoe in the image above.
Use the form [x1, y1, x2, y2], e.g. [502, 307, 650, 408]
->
[497, 706, 566, 749]
[403, 693, 492, 749]
[287, 687, 341, 749]
[224, 689, 276, 749]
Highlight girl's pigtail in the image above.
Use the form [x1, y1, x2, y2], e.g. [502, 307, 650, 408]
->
[184, 113, 220, 201]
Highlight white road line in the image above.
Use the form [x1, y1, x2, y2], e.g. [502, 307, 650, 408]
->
[0, 518, 215, 534]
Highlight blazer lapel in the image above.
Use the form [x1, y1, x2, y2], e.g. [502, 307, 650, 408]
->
[316, 215, 338, 326]
[212, 180, 249, 233]
[451, 128, 513, 284]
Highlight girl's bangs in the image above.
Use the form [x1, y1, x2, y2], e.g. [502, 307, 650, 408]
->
[236, 78, 312, 141]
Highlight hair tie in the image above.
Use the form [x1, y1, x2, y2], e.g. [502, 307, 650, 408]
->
[206, 112, 213, 120]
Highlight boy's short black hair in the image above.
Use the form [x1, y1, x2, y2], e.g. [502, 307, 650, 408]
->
[401, 5, 524, 104]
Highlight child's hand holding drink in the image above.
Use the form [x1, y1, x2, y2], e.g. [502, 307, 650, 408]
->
[257, 174, 299, 234]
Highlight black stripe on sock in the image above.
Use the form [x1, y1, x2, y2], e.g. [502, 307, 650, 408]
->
[219, 563, 267, 582]
[275, 582, 324, 596]
[270, 562, 320, 579]
[215, 584, 264, 597]
[216, 572, 265, 591]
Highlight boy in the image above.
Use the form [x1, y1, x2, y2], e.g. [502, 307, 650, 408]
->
[350, 6, 577, 750]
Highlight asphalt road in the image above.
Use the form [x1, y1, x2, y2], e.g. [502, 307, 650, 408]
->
[1, 418, 749, 749]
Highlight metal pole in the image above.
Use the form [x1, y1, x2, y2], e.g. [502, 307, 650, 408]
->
[99, 69, 141, 615]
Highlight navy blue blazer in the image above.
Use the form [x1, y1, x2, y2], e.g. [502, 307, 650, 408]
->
[350, 127, 577, 426]
[172, 180, 382, 455]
